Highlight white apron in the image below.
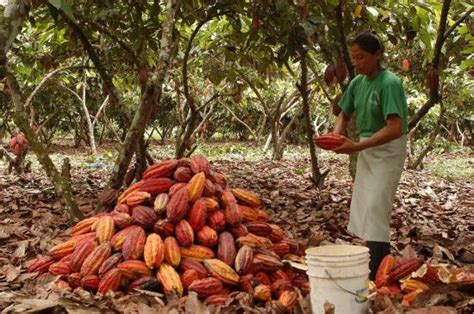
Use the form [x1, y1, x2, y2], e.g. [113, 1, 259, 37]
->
[348, 135, 407, 242]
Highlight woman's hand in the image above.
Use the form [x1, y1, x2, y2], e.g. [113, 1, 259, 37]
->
[332, 136, 361, 154]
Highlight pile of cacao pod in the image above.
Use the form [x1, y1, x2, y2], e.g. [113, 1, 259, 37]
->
[28, 155, 308, 311]
[374, 254, 468, 307]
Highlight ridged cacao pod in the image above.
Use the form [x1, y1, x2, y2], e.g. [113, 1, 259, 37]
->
[375, 254, 395, 288]
[253, 253, 283, 271]
[98, 188, 118, 208]
[177, 158, 191, 168]
[231, 188, 261, 208]
[153, 219, 175, 238]
[217, 232, 236, 266]
[68, 272, 81, 289]
[179, 258, 209, 277]
[97, 268, 122, 294]
[269, 224, 285, 243]
[111, 225, 140, 251]
[197, 226, 218, 247]
[132, 205, 158, 230]
[169, 182, 187, 196]
[208, 211, 226, 232]
[235, 245, 254, 275]
[28, 255, 56, 274]
[142, 159, 178, 180]
[271, 279, 293, 298]
[245, 221, 272, 237]
[402, 59, 410, 72]
[47, 239, 78, 260]
[230, 224, 249, 238]
[204, 258, 240, 286]
[139, 178, 174, 195]
[236, 234, 270, 248]
[95, 216, 115, 244]
[175, 219, 194, 247]
[187, 172, 206, 202]
[157, 263, 183, 297]
[181, 245, 215, 262]
[181, 269, 201, 289]
[80, 243, 112, 276]
[124, 191, 151, 207]
[117, 260, 151, 280]
[122, 226, 146, 260]
[202, 197, 219, 212]
[277, 290, 298, 311]
[111, 212, 133, 229]
[71, 217, 99, 236]
[314, 133, 345, 150]
[254, 284, 271, 302]
[153, 193, 169, 214]
[427, 67, 439, 95]
[117, 182, 141, 204]
[256, 209, 270, 222]
[166, 187, 189, 223]
[190, 155, 210, 175]
[271, 242, 291, 258]
[128, 276, 160, 292]
[70, 238, 96, 272]
[164, 236, 181, 267]
[203, 179, 216, 197]
[240, 205, 259, 222]
[187, 199, 207, 232]
[114, 204, 130, 214]
[212, 172, 227, 189]
[98, 253, 123, 277]
[49, 262, 71, 276]
[174, 167, 193, 182]
[270, 269, 290, 282]
[335, 58, 348, 82]
[388, 258, 423, 282]
[189, 277, 224, 298]
[80, 275, 100, 292]
[205, 293, 228, 306]
[221, 190, 237, 208]
[225, 202, 243, 226]
[144, 233, 165, 269]
[255, 271, 272, 285]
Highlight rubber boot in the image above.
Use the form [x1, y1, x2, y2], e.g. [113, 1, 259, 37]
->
[366, 241, 390, 281]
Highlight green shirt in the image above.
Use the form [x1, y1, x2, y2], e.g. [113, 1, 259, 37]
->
[338, 69, 408, 138]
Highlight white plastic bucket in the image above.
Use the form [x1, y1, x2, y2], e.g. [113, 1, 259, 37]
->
[305, 245, 370, 314]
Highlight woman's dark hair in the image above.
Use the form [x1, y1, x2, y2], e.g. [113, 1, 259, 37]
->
[352, 31, 384, 54]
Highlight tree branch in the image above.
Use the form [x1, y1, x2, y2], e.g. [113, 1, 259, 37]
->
[443, 8, 473, 41]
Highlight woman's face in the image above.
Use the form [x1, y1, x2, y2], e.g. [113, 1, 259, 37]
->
[350, 44, 381, 77]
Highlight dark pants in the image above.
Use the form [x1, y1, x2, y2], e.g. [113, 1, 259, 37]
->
[367, 241, 391, 280]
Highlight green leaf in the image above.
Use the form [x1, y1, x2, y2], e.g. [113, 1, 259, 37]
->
[48, 0, 74, 21]
[366, 6, 379, 19]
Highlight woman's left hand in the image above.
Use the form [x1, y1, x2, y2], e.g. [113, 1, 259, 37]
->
[332, 137, 361, 154]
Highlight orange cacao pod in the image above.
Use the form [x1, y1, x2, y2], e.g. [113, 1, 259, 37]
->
[153, 193, 169, 214]
[181, 245, 215, 262]
[269, 224, 285, 243]
[236, 234, 269, 248]
[124, 191, 151, 207]
[157, 263, 183, 297]
[190, 155, 210, 174]
[70, 217, 99, 236]
[175, 219, 195, 247]
[235, 245, 254, 275]
[144, 233, 165, 269]
[203, 258, 240, 285]
[240, 205, 259, 222]
[400, 279, 429, 293]
[70, 238, 96, 272]
[402, 59, 410, 72]
[254, 284, 271, 302]
[277, 290, 298, 310]
[153, 219, 175, 238]
[110, 225, 140, 251]
[139, 177, 174, 195]
[232, 188, 261, 208]
[314, 133, 345, 150]
[142, 159, 178, 180]
[208, 211, 226, 232]
[28, 255, 56, 273]
[117, 182, 141, 204]
[205, 293, 228, 306]
[117, 260, 151, 280]
[202, 197, 219, 212]
[187, 172, 206, 202]
[271, 242, 291, 258]
[164, 236, 181, 267]
[197, 226, 218, 247]
[49, 262, 71, 276]
[174, 167, 193, 182]
[217, 231, 236, 266]
[80, 243, 112, 276]
[122, 226, 146, 260]
[225, 202, 243, 226]
[375, 254, 395, 288]
[181, 269, 201, 289]
[95, 215, 115, 244]
[187, 199, 207, 232]
[48, 239, 78, 259]
[98, 253, 123, 277]
[80, 274, 100, 292]
[179, 258, 209, 277]
[97, 268, 122, 294]
[271, 279, 293, 298]
[189, 277, 224, 298]
[166, 187, 189, 223]
[256, 209, 270, 222]
[132, 205, 158, 229]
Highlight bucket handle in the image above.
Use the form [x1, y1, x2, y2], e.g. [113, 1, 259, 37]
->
[324, 269, 368, 302]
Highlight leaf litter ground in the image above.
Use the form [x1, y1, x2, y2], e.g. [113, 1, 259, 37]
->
[0, 142, 472, 313]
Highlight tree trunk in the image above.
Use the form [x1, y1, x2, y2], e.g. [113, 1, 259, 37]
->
[299, 49, 327, 187]
[109, 0, 180, 190]
[81, 72, 97, 154]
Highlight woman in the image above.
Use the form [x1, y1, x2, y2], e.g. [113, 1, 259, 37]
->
[333, 31, 408, 280]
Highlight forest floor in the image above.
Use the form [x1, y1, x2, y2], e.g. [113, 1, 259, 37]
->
[0, 141, 472, 313]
